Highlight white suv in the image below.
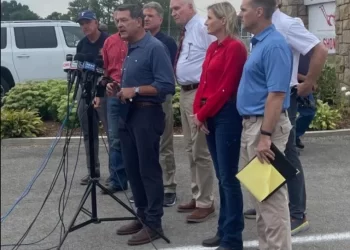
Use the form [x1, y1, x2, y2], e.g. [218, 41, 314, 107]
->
[1, 20, 84, 97]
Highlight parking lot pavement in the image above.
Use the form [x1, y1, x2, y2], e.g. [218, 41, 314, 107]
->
[1, 135, 350, 250]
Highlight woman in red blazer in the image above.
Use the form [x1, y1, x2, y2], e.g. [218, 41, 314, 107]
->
[193, 2, 247, 250]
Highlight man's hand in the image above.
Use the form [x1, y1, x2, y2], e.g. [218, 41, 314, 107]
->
[256, 135, 275, 164]
[116, 87, 136, 103]
[192, 114, 209, 135]
[297, 80, 315, 97]
[93, 97, 101, 108]
[106, 82, 116, 96]
[120, 87, 136, 99]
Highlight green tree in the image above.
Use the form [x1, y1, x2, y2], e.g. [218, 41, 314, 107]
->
[46, 11, 71, 20]
[1, 0, 40, 21]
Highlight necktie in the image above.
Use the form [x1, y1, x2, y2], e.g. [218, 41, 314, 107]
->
[174, 27, 186, 74]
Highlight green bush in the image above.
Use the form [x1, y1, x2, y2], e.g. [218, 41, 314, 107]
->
[1, 108, 44, 139]
[2, 80, 68, 120]
[45, 80, 70, 121]
[314, 65, 338, 106]
[310, 99, 342, 130]
[172, 85, 181, 127]
[57, 91, 80, 129]
[2, 81, 51, 119]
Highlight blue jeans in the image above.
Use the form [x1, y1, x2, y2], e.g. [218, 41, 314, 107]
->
[206, 101, 244, 249]
[107, 97, 127, 189]
[296, 94, 316, 139]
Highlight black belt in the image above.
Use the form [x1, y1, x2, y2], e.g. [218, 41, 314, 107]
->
[132, 101, 160, 107]
[200, 97, 236, 107]
[180, 83, 199, 91]
[243, 110, 287, 120]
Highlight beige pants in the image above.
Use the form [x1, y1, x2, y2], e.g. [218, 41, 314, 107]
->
[239, 113, 292, 250]
[180, 88, 214, 208]
[160, 94, 177, 193]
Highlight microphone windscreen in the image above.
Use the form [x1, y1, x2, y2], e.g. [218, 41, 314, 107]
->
[66, 54, 73, 61]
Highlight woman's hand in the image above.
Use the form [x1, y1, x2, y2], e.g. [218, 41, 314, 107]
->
[193, 114, 209, 135]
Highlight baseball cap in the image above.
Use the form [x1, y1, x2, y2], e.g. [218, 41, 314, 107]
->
[76, 10, 97, 23]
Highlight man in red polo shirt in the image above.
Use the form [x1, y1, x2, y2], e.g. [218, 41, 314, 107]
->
[101, 12, 128, 194]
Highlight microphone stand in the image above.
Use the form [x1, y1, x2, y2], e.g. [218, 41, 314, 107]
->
[57, 71, 170, 249]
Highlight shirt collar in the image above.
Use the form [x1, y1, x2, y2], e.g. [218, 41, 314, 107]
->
[251, 24, 275, 46]
[272, 8, 281, 23]
[129, 31, 151, 49]
[185, 14, 200, 31]
[217, 36, 234, 47]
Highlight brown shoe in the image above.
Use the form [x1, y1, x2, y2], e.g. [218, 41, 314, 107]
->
[177, 199, 196, 213]
[127, 226, 163, 246]
[186, 205, 215, 223]
[116, 220, 143, 235]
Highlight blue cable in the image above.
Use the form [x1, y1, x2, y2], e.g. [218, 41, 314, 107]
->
[1, 104, 74, 223]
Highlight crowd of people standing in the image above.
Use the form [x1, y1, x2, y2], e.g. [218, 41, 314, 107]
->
[74, 0, 328, 249]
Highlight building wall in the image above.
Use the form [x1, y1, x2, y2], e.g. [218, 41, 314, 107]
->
[335, 0, 350, 87]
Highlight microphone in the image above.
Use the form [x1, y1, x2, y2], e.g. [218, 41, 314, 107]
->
[63, 54, 73, 83]
[72, 53, 85, 101]
[95, 58, 105, 97]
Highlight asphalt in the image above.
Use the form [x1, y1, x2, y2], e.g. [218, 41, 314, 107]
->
[1, 135, 350, 250]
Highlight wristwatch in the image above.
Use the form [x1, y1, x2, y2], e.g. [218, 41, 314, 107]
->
[134, 87, 140, 95]
[260, 129, 272, 137]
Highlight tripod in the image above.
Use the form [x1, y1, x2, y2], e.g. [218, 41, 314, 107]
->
[57, 77, 170, 249]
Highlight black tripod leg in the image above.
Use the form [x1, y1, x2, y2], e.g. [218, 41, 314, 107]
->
[96, 182, 171, 244]
[57, 182, 93, 249]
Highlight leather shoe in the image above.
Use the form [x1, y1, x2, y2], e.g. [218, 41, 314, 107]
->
[202, 234, 221, 247]
[177, 199, 196, 212]
[186, 204, 215, 223]
[127, 226, 163, 246]
[100, 185, 128, 195]
[116, 220, 143, 235]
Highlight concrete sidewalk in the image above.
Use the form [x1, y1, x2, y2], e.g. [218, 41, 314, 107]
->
[1, 136, 350, 250]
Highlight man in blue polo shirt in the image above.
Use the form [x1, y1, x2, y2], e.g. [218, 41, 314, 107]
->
[75, 10, 109, 185]
[113, 4, 175, 246]
[238, 0, 293, 249]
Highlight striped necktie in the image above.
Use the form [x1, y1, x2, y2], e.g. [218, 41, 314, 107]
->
[174, 27, 186, 74]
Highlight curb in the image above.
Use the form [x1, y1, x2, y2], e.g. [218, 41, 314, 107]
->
[1, 129, 350, 147]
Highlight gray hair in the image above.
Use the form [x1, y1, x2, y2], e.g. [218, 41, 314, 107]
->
[251, 0, 276, 19]
[143, 2, 164, 18]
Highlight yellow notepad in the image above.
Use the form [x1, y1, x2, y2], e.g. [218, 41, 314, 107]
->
[236, 157, 286, 202]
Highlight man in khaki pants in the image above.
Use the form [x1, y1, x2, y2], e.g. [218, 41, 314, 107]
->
[237, 0, 293, 249]
[170, 0, 216, 223]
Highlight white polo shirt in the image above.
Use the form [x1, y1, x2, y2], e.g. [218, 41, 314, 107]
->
[175, 14, 216, 84]
[272, 9, 320, 87]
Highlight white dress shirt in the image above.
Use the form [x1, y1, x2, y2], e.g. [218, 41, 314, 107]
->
[175, 14, 216, 84]
[272, 9, 320, 87]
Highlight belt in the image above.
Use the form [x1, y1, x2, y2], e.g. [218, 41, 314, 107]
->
[180, 83, 199, 91]
[200, 96, 236, 107]
[243, 110, 287, 120]
[132, 101, 160, 107]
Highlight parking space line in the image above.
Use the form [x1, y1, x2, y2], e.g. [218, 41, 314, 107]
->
[160, 232, 350, 249]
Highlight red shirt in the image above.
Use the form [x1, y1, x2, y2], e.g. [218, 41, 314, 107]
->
[102, 33, 128, 82]
[193, 37, 247, 122]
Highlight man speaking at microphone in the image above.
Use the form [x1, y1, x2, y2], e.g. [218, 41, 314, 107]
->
[113, 4, 175, 245]
[75, 10, 109, 185]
